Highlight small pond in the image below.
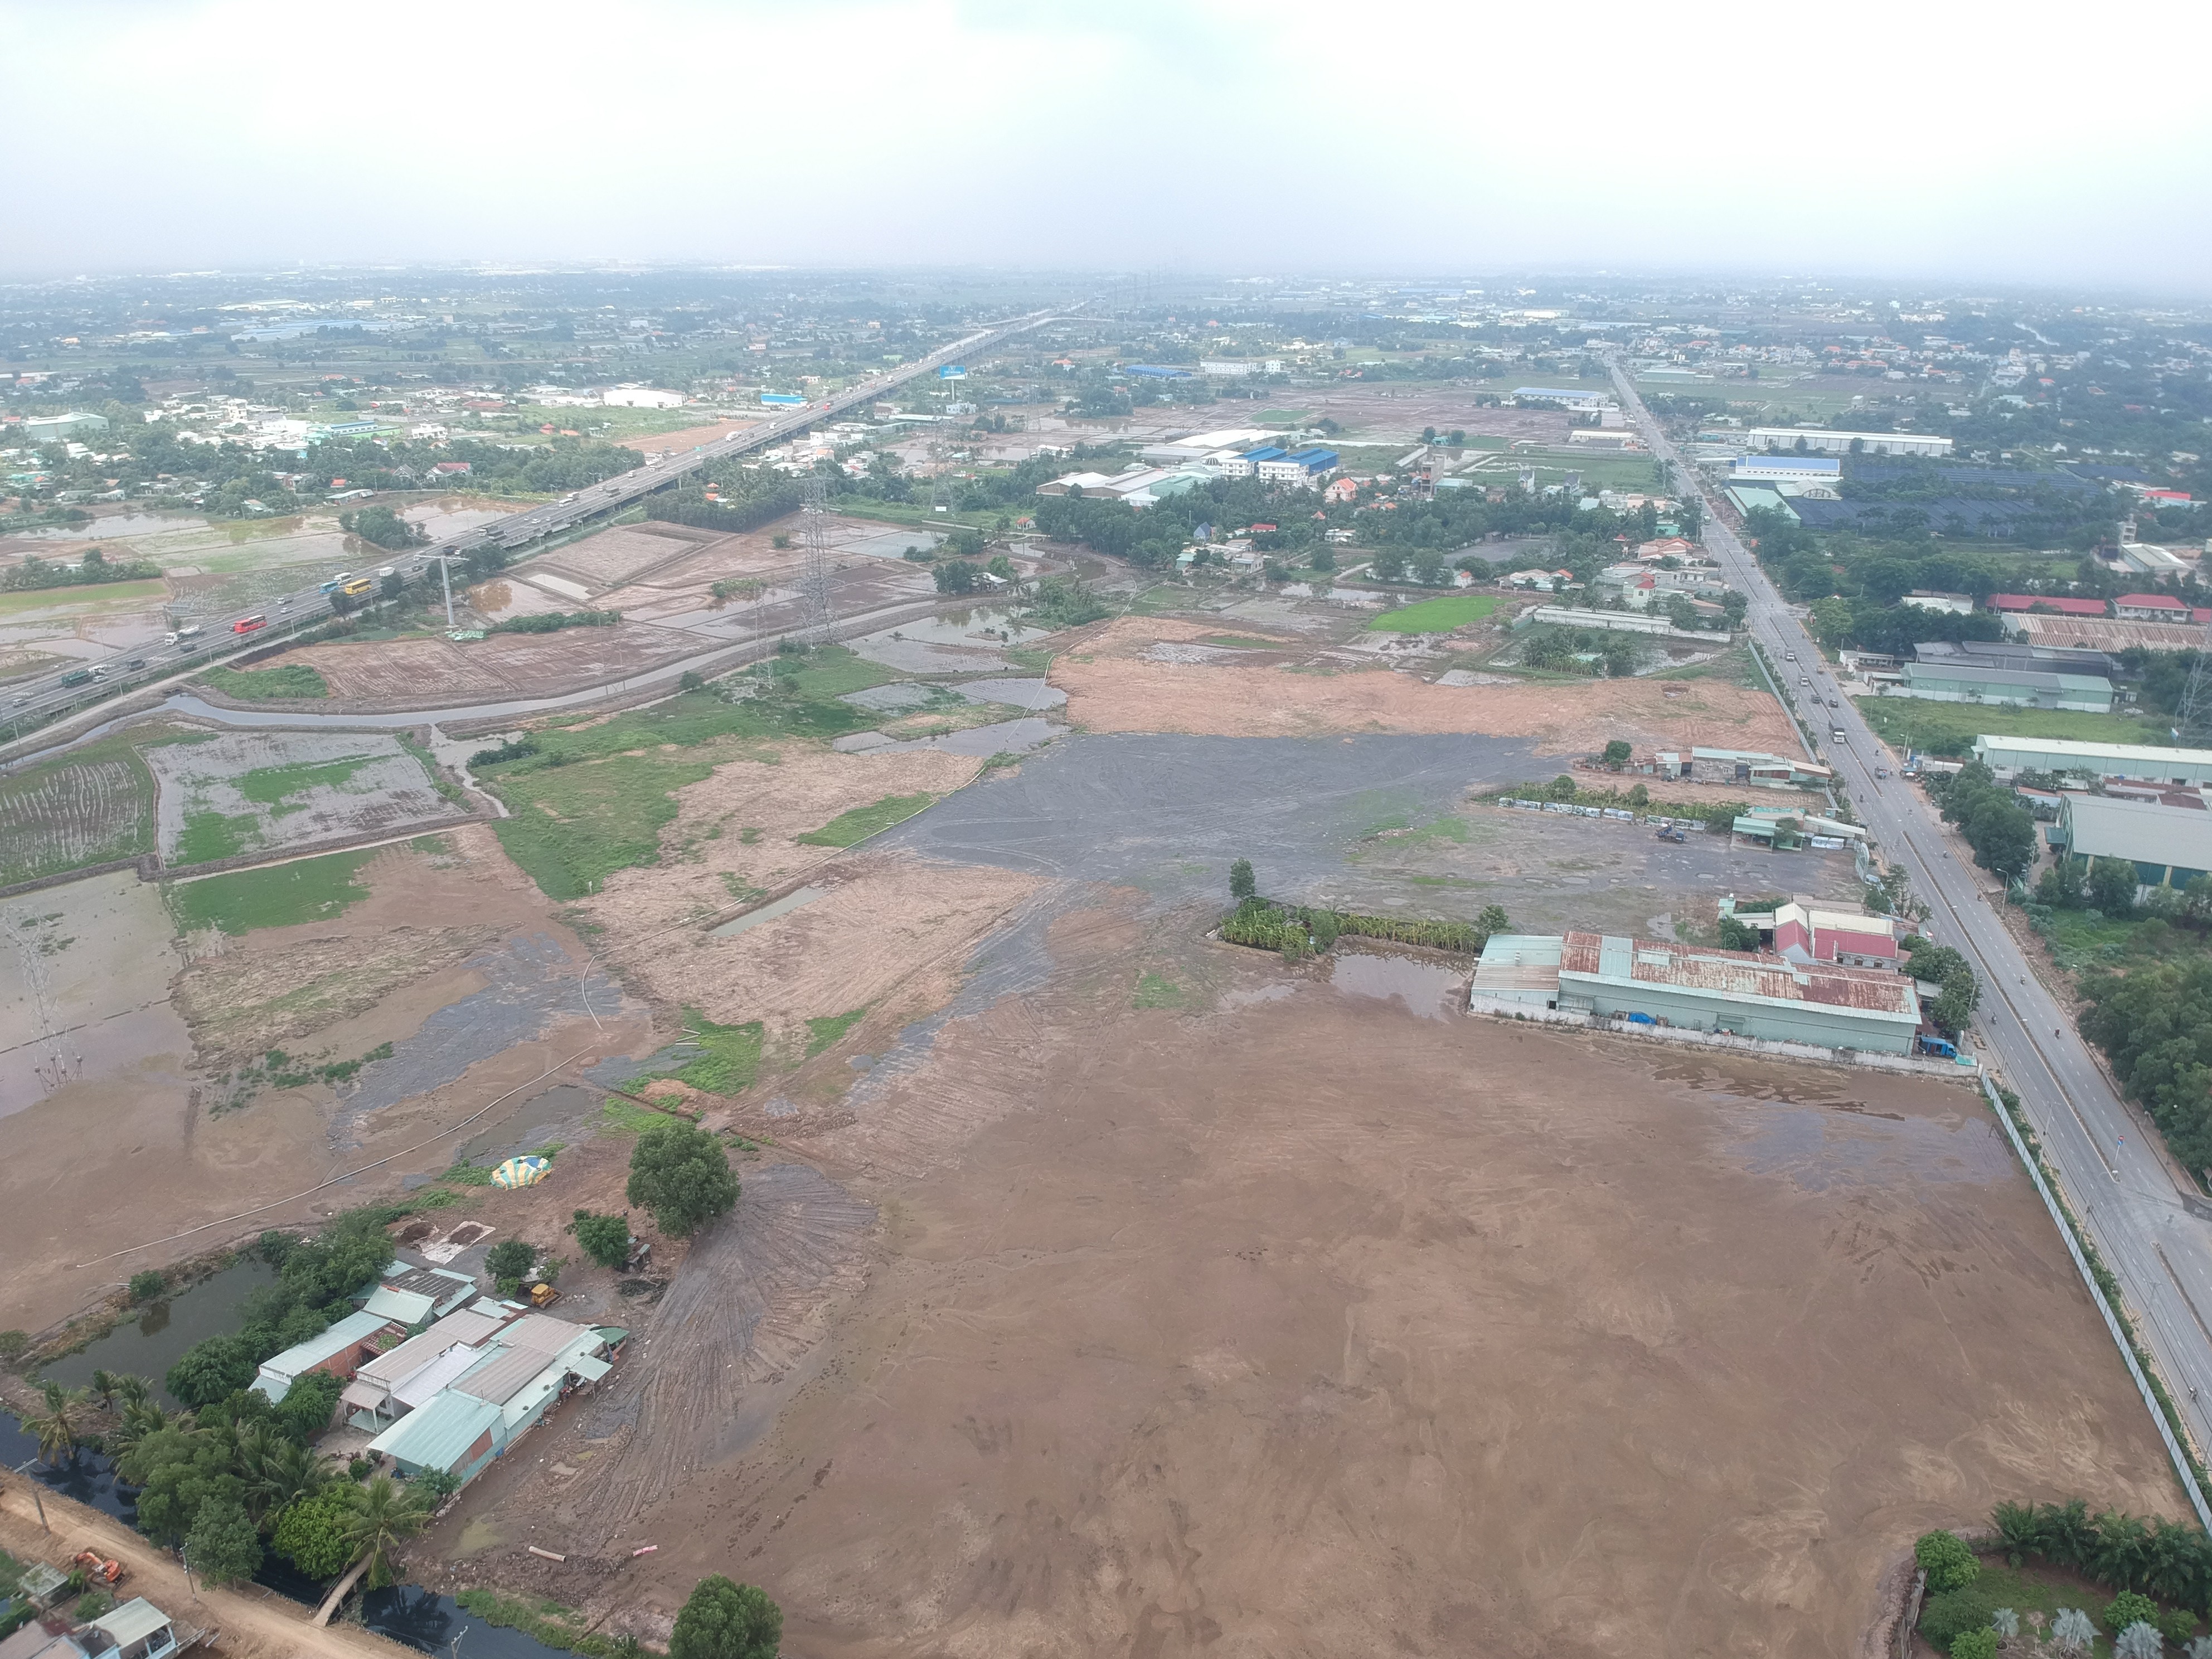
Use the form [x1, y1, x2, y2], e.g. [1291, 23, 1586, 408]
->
[39, 1259, 275, 1410]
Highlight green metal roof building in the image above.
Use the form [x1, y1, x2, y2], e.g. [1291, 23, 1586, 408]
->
[1893, 661, 2113, 712]
[2055, 794, 2212, 890]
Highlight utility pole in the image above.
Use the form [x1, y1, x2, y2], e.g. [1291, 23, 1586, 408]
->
[12, 1459, 49, 1533]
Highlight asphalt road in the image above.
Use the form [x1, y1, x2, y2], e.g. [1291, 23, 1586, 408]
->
[4, 308, 1064, 731]
[1605, 357, 2212, 1505]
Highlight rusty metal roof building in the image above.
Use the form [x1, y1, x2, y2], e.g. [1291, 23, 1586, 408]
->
[1553, 931, 1920, 1051]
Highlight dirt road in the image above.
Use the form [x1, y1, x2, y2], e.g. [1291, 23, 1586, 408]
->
[0, 1481, 412, 1659]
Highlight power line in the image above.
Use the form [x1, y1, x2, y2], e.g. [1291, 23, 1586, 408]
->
[799, 472, 834, 642]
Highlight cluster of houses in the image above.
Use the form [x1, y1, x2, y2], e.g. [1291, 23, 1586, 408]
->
[245, 1259, 622, 1489]
[0, 1593, 192, 1659]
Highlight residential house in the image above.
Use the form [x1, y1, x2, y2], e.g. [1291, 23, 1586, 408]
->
[249, 1308, 401, 1404]
[2116, 592, 2190, 622]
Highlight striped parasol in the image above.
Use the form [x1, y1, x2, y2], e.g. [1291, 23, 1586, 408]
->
[491, 1155, 551, 1189]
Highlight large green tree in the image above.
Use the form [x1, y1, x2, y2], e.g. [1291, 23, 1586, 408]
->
[627, 1122, 740, 1238]
[167, 1335, 256, 1408]
[669, 1576, 782, 1659]
[271, 1487, 358, 1579]
[186, 1497, 263, 1587]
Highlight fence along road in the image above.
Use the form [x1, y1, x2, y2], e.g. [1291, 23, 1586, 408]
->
[1604, 354, 2212, 1514]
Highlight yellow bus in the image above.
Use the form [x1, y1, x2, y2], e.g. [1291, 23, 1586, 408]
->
[339, 577, 374, 598]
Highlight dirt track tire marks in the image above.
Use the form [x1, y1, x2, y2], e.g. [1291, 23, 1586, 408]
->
[555, 1161, 874, 1545]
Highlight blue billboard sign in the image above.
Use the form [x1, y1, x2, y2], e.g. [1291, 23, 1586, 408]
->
[759, 392, 807, 407]
[939, 364, 967, 380]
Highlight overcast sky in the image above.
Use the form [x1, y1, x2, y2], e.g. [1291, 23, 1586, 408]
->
[9, 0, 2211, 294]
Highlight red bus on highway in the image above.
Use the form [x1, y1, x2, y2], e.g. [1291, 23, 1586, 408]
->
[232, 614, 268, 634]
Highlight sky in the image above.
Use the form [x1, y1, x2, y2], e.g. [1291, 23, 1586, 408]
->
[9, 0, 2212, 293]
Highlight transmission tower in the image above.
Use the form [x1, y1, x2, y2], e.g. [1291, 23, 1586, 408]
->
[2176, 616, 2212, 746]
[798, 473, 834, 642]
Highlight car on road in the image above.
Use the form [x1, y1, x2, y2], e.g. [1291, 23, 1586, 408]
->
[1830, 729, 1847, 742]
[1827, 697, 1839, 708]
[1798, 676, 1811, 686]
[125, 657, 145, 670]
[1875, 766, 1891, 778]
[1784, 651, 1796, 661]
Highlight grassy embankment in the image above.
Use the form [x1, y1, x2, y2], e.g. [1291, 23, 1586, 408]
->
[474, 646, 897, 900]
[200, 663, 330, 700]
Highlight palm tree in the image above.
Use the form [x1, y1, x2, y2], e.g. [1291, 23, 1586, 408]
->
[114, 1375, 151, 1410]
[2051, 1606, 2096, 1653]
[312, 1475, 435, 1626]
[19, 1381, 93, 1465]
[105, 1400, 185, 1466]
[246, 1439, 329, 1526]
[88, 1370, 122, 1409]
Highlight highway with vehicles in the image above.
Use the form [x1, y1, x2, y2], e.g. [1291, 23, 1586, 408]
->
[3, 308, 1065, 735]
[1608, 356, 2212, 1509]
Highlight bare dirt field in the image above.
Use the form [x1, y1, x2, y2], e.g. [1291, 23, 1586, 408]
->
[583, 744, 989, 938]
[589, 847, 1040, 1089]
[1053, 616, 1800, 753]
[527, 523, 716, 595]
[433, 916, 2178, 1657]
[616, 418, 761, 454]
[255, 622, 704, 704]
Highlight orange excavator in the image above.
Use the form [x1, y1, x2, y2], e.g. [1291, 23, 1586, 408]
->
[71, 1550, 125, 1585]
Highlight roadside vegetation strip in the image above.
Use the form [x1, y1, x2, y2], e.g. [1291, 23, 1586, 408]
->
[795, 791, 937, 847]
[200, 662, 330, 701]
[1985, 1077, 2212, 1523]
[166, 847, 379, 936]
[1367, 594, 1503, 633]
[0, 738, 156, 886]
[1857, 695, 2169, 759]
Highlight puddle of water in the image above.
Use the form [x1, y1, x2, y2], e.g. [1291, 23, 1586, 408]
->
[37, 1259, 274, 1409]
[1328, 949, 1464, 1019]
[711, 884, 825, 938]
[12, 512, 208, 541]
[953, 676, 1066, 711]
[881, 607, 1050, 646]
[459, 1082, 600, 1163]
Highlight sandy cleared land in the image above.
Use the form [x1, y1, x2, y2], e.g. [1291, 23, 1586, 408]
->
[590, 848, 1040, 1072]
[429, 916, 2181, 1657]
[527, 523, 714, 594]
[583, 744, 988, 935]
[1052, 616, 1800, 753]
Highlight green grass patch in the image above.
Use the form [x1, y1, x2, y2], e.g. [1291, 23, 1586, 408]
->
[660, 1007, 764, 1095]
[0, 578, 167, 618]
[200, 663, 329, 700]
[768, 644, 899, 699]
[1253, 409, 1312, 423]
[442, 1161, 496, 1186]
[1369, 594, 1503, 633]
[175, 809, 258, 865]
[0, 733, 159, 885]
[804, 1007, 868, 1057]
[166, 847, 376, 935]
[599, 1097, 670, 1136]
[1200, 635, 1285, 650]
[795, 791, 936, 847]
[489, 752, 713, 900]
[236, 754, 374, 811]
[1133, 972, 1185, 1010]
[1859, 696, 2169, 759]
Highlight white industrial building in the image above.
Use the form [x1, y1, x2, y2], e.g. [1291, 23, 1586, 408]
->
[1973, 734, 2212, 787]
[600, 386, 687, 408]
[1729, 455, 1842, 492]
[1745, 427, 1952, 458]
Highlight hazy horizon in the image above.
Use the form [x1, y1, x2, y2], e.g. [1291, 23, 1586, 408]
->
[8, 0, 2212, 295]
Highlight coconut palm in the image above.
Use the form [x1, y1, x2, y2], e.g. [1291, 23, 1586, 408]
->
[1990, 1608, 2019, 1638]
[114, 1375, 151, 1410]
[2116, 1622, 2163, 1659]
[312, 1475, 436, 1624]
[105, 1399, 185, 1466]
[88, 1370, 122, 1409]
[19, 1381, 93, 1465]
[245, 1439, 329, 1526]
[2184, 1635, 2212, 1659]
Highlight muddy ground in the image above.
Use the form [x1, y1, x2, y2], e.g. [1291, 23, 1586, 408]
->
[0, 827, 645, 1332]
[1052, 616, 1801, 754]
[429, 911, 2176, 1657]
